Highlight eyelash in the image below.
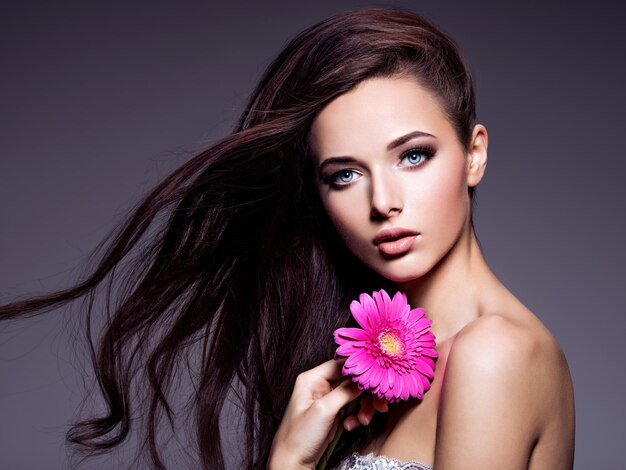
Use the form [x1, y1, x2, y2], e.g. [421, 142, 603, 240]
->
[322, 145, 436, 188]
[399, 145, 436, 168]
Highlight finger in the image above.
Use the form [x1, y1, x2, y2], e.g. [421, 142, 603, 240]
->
[344, 414, 361, 431]
[343, 395, 370, 430]
[305, 358, 347, 382]
[293, 359, 347, 400]
[315, 377, 364, 417]
[371, 394, 389, 413]
[357, 397, 375, 426]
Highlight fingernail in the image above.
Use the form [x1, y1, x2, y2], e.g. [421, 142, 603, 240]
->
[345, 416, 358, 431]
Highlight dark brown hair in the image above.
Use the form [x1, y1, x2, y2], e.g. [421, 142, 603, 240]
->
[0, 7, 477, 469]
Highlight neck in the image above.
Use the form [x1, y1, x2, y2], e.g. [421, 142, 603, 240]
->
[395, 223, 498, 347]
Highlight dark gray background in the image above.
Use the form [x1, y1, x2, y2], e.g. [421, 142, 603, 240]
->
[1, 1, 624, 468]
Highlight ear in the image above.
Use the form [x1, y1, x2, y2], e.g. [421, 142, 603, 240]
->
[466, 124, 488, 188]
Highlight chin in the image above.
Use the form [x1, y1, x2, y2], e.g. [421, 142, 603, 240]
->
[371, 260, 429, 284]
[380, 271, 423, 283]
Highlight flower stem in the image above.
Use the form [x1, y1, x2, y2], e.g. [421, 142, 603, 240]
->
[316, 398, 360, 470]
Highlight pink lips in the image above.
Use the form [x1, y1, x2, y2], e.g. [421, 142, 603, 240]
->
[373, 228, 420, 256]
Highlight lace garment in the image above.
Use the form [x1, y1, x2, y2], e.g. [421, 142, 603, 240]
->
[333, 451, 433, 470]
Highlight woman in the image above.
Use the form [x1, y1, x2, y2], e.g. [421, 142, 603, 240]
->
[0, 7, 574, 470]
[269, 73, 575, 468]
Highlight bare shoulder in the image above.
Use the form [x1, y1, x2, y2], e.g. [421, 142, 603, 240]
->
[447, 313, 573, 419]
[434, 313, 575, 468]
[450, 314, 572, 391]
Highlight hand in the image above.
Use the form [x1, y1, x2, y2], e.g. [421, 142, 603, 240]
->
[268, 358, 389, 469]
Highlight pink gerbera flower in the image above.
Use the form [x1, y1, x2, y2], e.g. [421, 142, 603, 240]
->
[333, 289, 438, 403]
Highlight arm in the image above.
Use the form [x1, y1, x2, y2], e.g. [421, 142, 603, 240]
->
[434, 315, 548, 469]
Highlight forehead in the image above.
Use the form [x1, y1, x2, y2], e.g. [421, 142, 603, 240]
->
[309, 76, 452, 158]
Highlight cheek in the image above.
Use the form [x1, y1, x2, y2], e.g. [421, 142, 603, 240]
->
[419, 161, 468, 230]
[320, 190, 369, 245]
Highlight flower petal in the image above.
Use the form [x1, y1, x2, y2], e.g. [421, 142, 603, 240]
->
[400, 304, 411, 322]
[381, 289, 394, 319]
[414, 358, 435, 378]
[402, 377, 412, 401]
[372, 291, 387, 322]
[405, 372, 418, 398]
[352, 357, 376, 377]
[387, 367, 395, 389]
[420, 356, 436, 371]
[345, 348, 370, 369]
[395, 375, 404, 400]
[419, 373, 432, 391]
[391, 291, 408, 317]
[411, 371, 425, 398]
[349, 301, 371, 330]
[408, 307, 426, 321]
[335, 327, 368, 341]
[421, 347, 438, 358]
[378, 371, 390, 394]
[360, 293, 380, 328]
[336, 342, 365, 357]
[365, 363, 383, 388]
[411, 317, 431, 332]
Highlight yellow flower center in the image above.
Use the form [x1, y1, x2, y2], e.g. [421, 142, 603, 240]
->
[378, 331, 404, 356]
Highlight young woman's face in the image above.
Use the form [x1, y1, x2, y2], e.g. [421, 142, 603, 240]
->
[310, 76, 485, 282]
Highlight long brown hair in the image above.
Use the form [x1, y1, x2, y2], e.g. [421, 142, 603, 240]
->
[0, 7, 477, 469]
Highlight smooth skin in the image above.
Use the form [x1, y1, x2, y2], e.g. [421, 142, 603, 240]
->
[268, 76, 575, 469]
[268, 359, 389, 469]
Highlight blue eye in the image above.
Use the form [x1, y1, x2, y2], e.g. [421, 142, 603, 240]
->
[320, 168, 360, 188]
[400, 146, 435, 167]
[333, 170, 357, 185]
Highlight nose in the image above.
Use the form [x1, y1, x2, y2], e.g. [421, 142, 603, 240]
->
[370, 168, 403, 220]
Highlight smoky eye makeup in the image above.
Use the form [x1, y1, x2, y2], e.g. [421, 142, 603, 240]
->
[317, 156, 360, 186]
[397, 144, 437, 167]
[319, 168, 360, 187]
[319, 143, 437, 188]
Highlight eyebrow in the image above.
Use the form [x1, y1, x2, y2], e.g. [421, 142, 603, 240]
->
[318, 130, 436, 173]
[387, 130, 435, 150]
